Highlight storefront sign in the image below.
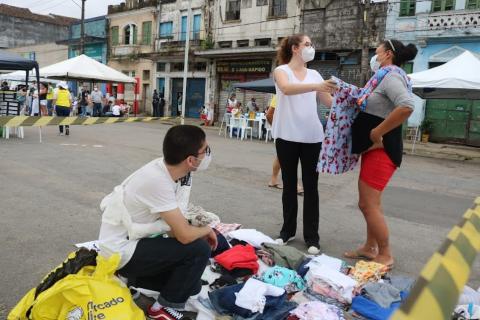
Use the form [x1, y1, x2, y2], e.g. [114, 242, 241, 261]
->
[217, 60, 271, 73]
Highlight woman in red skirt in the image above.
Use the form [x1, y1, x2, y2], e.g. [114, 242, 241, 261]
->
[343, 39, 418, 269]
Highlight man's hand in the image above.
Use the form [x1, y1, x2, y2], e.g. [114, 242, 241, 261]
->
[205, 229, 218, 251]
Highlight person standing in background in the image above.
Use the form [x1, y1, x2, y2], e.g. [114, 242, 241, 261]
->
[46, 84, 54, 116]
[152, 89, 160, 117]
[90, 86, 104, 117]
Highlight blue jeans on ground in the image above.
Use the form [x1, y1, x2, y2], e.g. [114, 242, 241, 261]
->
[208, 284, 296, 319]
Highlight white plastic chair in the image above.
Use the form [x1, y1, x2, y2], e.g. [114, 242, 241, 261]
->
[219, 113, 231, 136]
[228, 116, 241, 138]
[265, 121, 272, 143]
[2, 127, 24, 139]
[239, 118, 253, 141]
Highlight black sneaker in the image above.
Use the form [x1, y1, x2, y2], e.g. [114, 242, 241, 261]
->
[66, 128, 69, 136]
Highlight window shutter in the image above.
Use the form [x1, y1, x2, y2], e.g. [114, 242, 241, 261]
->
[132, 25, 137, 44]
[142, 21, 151, 45]
[111, 26, 119, 46]
[444, 0, 455, 10]
[432, 0, 442, 11]
[400, 0, 408, 16]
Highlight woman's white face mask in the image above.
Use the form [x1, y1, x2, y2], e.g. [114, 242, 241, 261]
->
[370, 55, 381, 73]
[301, 46, 316, 63]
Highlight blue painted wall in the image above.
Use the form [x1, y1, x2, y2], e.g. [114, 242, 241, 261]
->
[68, 16, 107, 64]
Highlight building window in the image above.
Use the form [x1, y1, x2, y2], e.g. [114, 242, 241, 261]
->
[142, 21, 152, 45]
[159, 22, 173, 38]
[255, 38, 271, 46]
[241, 0, 252, 9]
[256, 0, 268, 5]
[193, 14, 201, 40]
[399, 0, 415, 16]
[157, 62, 166, 72]
[432, 0, 455, 12]
[237, 39, 249, 47]
[226, 0, 241, 21]
[269, 0, 287, 17]
[181, 16, 187, 41]
[218, 41, 233, 48]
[143, 70, 150, 80]
[124, 24, 137, 45]
[467, 0, 480, 9]
[193, 62, 207, 71]
[111, 26, 119, 46]
[171, 62, 185, 72]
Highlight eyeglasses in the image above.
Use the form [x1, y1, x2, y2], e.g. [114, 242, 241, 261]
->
[198, 145, 211, 157]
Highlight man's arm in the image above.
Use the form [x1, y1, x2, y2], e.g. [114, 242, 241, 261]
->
[160, 208, 215, 245]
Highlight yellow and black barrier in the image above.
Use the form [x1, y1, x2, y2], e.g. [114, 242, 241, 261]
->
[391, 197, 480, 320]
[0, 116, 171, 127]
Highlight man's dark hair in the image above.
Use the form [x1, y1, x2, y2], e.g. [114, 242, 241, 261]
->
[163, 125, 206, 165]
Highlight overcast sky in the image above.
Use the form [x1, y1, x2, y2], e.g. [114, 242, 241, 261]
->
[0, 0, 125, 19]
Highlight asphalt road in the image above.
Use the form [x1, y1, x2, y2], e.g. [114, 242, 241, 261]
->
[1, 122, 479, 314]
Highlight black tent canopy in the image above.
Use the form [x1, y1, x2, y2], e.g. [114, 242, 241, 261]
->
[0, 50, 40, 89]
[233, 78, 275, 94]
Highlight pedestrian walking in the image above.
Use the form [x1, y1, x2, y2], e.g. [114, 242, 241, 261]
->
[53, 81, 72, 136]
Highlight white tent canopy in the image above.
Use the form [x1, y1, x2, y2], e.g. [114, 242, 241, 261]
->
[40, 54, 136, 83]
[408, 51, 480, 99]
[0, 69, 59, 83]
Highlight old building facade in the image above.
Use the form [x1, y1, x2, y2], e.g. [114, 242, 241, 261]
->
[0, 4, 76, 49]
[301, 0, 387, 87]
[107, 0, 159, 113]
[386, 0, 480, 145]
[152, 0, 209, 117]
[196, 0, 302, 121]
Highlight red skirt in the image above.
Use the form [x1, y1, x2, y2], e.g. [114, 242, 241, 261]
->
[360, 148, 397, 191]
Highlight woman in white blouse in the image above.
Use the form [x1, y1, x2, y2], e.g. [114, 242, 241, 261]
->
[273, 34, 336, 254]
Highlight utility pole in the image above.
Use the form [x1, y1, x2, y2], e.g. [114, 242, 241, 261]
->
[360, 0, 371, 85]
[181, 1, 192, 125]
[80, 0, 86, 55]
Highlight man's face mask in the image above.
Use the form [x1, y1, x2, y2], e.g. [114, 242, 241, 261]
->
[192, 146, 212, 171]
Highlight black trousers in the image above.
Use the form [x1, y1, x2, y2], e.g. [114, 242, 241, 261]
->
[118, 237, 210, 309]
[275, 138, 322, 246]
[152, 103, 159, 117]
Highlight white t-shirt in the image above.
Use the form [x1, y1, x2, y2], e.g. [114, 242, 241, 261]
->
[272, 64, 325, 143]
[98, 157, 191, 268]
[112, 105, 121, 116]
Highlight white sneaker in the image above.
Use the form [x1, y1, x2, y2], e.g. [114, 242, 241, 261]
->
[275, 236, 295, 245]
[307, 246, 321, 255]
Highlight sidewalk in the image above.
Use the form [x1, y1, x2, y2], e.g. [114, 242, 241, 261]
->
[404, 141, 480, 163]
[159, 117, 480, 163]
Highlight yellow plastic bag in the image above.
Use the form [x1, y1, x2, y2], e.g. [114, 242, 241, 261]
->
[9, 252, 145, 320]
